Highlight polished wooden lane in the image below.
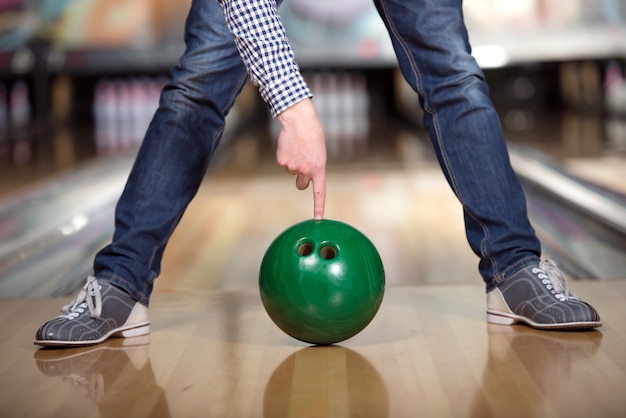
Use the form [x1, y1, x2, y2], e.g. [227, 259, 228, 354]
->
[158, 153, 480, 292]
[2, 131, 626, 417]
[1, 281, 625, 418]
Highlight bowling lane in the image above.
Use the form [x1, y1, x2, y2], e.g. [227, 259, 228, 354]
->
[155, 132, 626, 297]
[0, 89, 253, 298]
[3, 281, 626, 417]
[1, 69, 626, 298]
[1, 70, 626, 418]
[511, 147, 626, 280]
[161, 161, 477, 295]
[0, 154, 131, 297]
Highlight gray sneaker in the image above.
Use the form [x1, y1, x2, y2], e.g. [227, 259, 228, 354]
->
[35, 276, 150, 347]
[487, 260, 601, 330]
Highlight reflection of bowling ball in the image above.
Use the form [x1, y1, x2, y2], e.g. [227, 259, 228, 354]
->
[263, 346, 389, 417]
[259, 219, 385, 345]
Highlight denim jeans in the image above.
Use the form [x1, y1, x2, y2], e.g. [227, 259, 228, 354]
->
[94, 0, 541, 305]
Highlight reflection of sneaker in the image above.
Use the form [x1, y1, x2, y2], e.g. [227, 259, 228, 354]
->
[34, 335, 152, 405]
[473, 325, 603, 417]
[487, 260, 602, 330]
[35, 276, 150, 347]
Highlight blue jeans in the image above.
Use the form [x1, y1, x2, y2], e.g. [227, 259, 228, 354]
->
[94, 0, 541, 305]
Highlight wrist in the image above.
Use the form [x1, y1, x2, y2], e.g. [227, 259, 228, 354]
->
[278, 98, 316, 127]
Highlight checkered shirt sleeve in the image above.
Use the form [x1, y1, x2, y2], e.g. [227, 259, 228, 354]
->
[218, 0, 312, 117]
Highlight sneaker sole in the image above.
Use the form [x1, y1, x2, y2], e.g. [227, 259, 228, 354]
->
[34, 322, 150, 347]
[487, 310, 602, 330]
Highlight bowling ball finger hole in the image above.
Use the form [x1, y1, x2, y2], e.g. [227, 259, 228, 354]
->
[297, 241, 315, 256]
[319, 245, 337, 260]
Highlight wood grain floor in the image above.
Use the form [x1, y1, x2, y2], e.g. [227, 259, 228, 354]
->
[1, 153, 626, 417]
[1, 281, 624, 418]
[159, 151, 479, 293]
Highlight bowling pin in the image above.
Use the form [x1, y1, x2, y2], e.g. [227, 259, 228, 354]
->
[116, 79, 134, 150]
[0, 82, 8, 161]
[0, 82, 7, 140]
[604, 61, 624, 114]
[325, 72, 343, 157]
[352, 72, 370, 150]
[338, 73, 355, 157]
[10, 81, 32, 166]
[604, 61, 626, 153]
[10, 80, 31, 131]
[93, 79, 117, 154]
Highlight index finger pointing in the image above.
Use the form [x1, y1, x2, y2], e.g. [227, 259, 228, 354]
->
[312, 171, 326, 220]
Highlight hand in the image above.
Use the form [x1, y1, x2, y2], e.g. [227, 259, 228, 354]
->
[276, 98, 327, 220]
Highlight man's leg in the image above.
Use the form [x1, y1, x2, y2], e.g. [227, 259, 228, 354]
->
[94, 0, 249, 305]
[374, 0, 539, 286]
[35, 0, 249, 346]
[374, 0, 600, 329]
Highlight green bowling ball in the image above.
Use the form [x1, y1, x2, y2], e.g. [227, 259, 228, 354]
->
[259, 219, 385, 345]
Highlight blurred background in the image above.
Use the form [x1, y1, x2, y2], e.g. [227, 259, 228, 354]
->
[1, 0, 625, 298]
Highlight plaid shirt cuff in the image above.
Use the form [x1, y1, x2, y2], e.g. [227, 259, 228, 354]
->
[261, 71, 312, 118]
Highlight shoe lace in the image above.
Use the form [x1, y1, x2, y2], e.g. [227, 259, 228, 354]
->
[537, 259, 579, 302]
[58, 276, 103, 320]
